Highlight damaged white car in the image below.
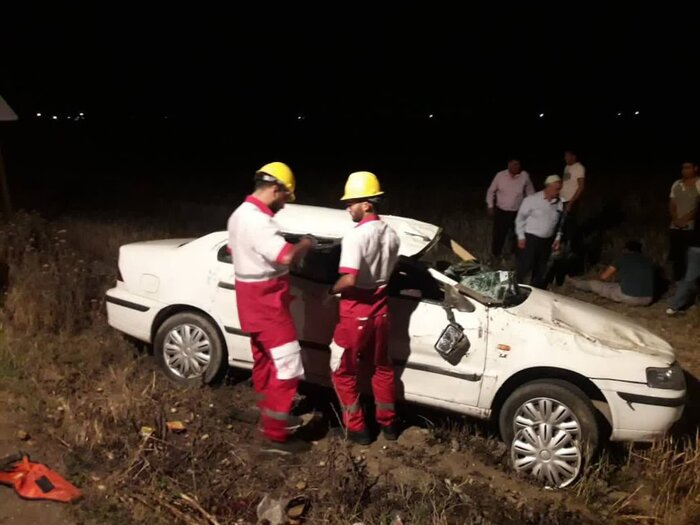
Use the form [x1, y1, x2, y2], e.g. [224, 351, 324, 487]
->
[106, 204, 686, 487]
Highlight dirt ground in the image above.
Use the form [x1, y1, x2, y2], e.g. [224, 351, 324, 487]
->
[1, 209, 699, 524]
[0, 403, 74, 525]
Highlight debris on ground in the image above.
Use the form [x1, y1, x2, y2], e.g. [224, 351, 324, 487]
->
[256, 494, 286, 525]
[166, 420, 187, 433]
[286, 496, 310, 522]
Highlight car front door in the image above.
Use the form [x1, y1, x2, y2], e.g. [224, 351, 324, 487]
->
[209, 242, 251, 364]
[388, 258, 488, 410]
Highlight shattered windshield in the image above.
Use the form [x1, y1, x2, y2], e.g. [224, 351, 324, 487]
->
[419, 232, 528, 307]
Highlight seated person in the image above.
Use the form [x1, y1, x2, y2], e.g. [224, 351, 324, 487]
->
[566, 240, 654, 306]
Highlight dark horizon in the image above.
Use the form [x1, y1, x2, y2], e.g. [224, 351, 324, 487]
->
[2, 5, 699, 215]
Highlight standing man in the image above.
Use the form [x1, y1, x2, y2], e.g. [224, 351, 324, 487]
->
[668, 161, 699, 282]
[515, 175, 564, 288]
[561, 150, 586, 212]
[560, 150, 586, 265]
[485, 158, 535, 261]
[228, 162, 314, 454]
[330, 171, 400, 445]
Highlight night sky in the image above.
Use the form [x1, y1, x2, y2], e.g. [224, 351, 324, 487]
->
[1, 2, 700, 213]
[3, 5, 699, 123]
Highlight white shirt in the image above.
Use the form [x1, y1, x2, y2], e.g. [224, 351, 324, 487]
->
[227, 196, 291, 283]
[515, 191, 564, 240]
[339, 216, 400, 289]
[485, 170, 535, 211]
[561, 162, 586, 202]
[669, 178, 699, 230]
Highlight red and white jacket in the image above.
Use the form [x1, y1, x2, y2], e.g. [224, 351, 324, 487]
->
[338, 215, 400, 318]
[227, 196, 302, 379]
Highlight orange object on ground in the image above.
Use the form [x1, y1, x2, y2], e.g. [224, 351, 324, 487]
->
[0, 455, 81, 503]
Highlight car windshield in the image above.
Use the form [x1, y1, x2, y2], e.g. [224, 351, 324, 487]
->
[419, 231, 529, 307]
[283, 228, 529, 307]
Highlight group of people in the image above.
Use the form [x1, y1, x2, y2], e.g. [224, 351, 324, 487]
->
[228, 162, 400, 454]
[486, 153, 700, 311]
[229, 156, 700, 453]
[486, 150, 585, 289]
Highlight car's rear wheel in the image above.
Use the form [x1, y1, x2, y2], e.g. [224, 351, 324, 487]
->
[499, 379, 600, 488]
[154, 312, 227, 386]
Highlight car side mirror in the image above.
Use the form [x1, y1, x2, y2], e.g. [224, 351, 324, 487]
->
[435, 323, 471, 365]
[444, 284, 475, 313]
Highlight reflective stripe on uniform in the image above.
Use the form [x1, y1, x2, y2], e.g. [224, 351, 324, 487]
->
[376, 402, 395, 411]
[262, 408, 290, 421]
[342, 402, 361, 413]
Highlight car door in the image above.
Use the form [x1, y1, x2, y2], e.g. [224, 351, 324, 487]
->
[388, 258, 488, 409]
[209, 242, 251, 364]
[286, 236, 341, 385]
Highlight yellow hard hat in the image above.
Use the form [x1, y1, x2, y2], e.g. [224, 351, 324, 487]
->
[256, 161, 296, 202]
[340, 171, 384, 201]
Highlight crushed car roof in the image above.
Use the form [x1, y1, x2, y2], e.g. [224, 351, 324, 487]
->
[275, 204, 440, 257]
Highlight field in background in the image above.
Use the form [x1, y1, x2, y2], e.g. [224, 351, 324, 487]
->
[1, 177, 699, 524]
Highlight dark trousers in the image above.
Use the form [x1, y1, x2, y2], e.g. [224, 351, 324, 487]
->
[669, 229, 694, 282]
[491, 208, 517, 258]
[562, 205, 583, 256]
[517, 233, 553, 289]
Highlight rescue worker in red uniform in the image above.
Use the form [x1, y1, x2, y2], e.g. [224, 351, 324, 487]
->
[330, 171, 401, 444]
[228, 162, 314, 454]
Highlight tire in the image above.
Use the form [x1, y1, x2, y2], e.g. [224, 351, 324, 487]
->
[154, 312, 227, 386]
[498, 379, 600, 488]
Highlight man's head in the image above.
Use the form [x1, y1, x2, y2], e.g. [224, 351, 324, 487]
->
[544, 174, 562, 200]
[680, 161, 698, 180]
[624, 240, 643, 253]
[253, 162, 295, 213]
[507, 159, 522, 175]
[344, 198, 381, 223]
[340, 171, 384, 223]
[564, 150, 578, 166]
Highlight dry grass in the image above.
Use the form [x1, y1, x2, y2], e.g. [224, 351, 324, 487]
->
[0, 188, 699, 524]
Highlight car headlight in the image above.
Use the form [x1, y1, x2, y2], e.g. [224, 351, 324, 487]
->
[646, 362, 686, 390]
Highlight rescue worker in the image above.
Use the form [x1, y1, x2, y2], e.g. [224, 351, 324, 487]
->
[227, 162, 314, 454]
[330, 171, 401, 445]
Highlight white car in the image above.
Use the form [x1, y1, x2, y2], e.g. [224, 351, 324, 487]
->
[106, 204, 685, 487]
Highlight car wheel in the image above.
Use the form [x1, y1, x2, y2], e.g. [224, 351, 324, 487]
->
[154, 312, 227, 386]
[499, 379, 600, 488]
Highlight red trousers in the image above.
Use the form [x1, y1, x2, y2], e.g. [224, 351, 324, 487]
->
[331, 313, 395, 432]
[250, 324, 302, 442]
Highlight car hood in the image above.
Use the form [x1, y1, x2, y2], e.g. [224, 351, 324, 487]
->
[510, 287, 675, 361]
[275, 204, 439, 257]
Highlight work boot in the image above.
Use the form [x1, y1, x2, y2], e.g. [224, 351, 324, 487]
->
[260, 437, 311, 455]
[285, 414, 304, 431]
[380, 423, 400, 441]
[347, 428, 372, 445]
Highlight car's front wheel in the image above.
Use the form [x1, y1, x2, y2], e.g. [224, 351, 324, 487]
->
[499, 379, 600, 488]
[154, 312, 227, 386]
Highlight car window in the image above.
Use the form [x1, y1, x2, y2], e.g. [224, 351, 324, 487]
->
[286, 234, 341, 284]
[388, 256, 444, 303]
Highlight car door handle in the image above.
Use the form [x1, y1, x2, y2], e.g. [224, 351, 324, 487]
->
[218, 281, 235, 291]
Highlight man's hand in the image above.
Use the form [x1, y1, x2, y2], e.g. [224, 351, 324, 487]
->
[674, 218, 689, 229]
[518, 239, 526, 250]
[300, 234, 319, 249]
[487, 207, 495, 218]
[552, 240, 561, 253]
